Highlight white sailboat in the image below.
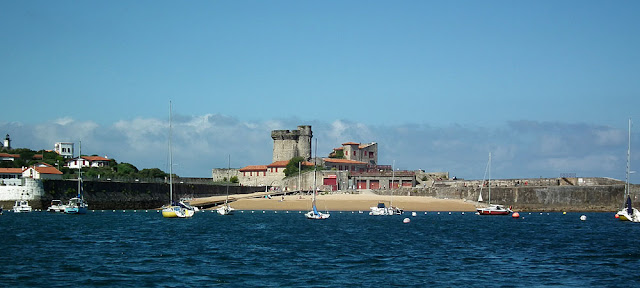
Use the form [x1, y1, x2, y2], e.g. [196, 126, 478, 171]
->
[162, 101, 195, 218]
[305, 139, 329, 220]
[617, 118, 640, 222]
[64, 141, 88, 214]
[217, 155, 235, 215]
[476, 153, 512, 215]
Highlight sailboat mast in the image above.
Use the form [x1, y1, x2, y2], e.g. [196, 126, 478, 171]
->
[78, 140, 82, 198]
[226, 154, 230, 207]
[313, 138, 317, 207]
[169, 101, 173, 204]
[626, 118, 632, 199]
[488, 152, 492, 205]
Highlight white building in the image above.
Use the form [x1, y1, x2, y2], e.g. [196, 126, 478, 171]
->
[22, 163, 63, 180]
[54, 142, 75, 159]
[66, 156, 111, 169]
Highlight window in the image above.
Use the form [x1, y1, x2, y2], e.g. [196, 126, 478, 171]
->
[370, 152, 374, 157]
[243, 172, 246, 176]
[353, 151, 356, 156]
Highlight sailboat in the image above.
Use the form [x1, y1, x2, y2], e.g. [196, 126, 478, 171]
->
[305, 139, 330, 220]
[64, 141, 88, 214]
[162, 101, 195, 218]
[217, 155, 235, 215]
[476, 153, 512, 215]
[616, 118, 640, 222]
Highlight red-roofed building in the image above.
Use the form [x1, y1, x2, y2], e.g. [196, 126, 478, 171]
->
[330, 142, 378, 165]
[323, 158, 369, 172]
[66, 156, 111, 169]
[0, 168, 24, 181]
[22, 163, 63, 180]
[0, 153, 20, 161]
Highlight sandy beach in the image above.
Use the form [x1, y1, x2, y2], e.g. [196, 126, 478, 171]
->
[195, 192, 477, 212]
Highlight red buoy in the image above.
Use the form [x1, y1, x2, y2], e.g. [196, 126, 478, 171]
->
[615, 213, 620, 219]
[512, 212, 520, 218]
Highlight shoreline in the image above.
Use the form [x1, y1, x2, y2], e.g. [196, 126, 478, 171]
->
[203, 193, 478, 212]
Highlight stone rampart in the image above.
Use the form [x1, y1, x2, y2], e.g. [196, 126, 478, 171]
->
[371, 180, 637, 212]
[15, 180, 264, 210]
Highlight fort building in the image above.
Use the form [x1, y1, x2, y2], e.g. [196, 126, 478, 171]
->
[271, 125, 312, 162]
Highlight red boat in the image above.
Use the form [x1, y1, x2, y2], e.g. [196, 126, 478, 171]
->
[477, 204, 512, 215]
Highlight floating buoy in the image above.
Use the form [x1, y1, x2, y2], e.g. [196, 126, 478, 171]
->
[113, 210, 116, 212]
[615, 213, 619, 218]
[437, 212, 440, 215]
[448, 212, 452, 215]
[403, 218, 410, 224]
[412, 212, 417, 217]
[563, 212, 567, 215]
[134, 210, 137, 213]
[251, 211, 255, 213]
[512, 212, 520, 218]
[461, 212, 465, 215]
[123, 210, 126, 213]
[424, 212, 427, 215]
[580, 215, 587, 221]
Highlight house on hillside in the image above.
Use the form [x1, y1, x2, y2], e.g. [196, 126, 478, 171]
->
[22, 163, 63, 180]
[0, 153, 20, 162]
[66, 156, 111, 169]
[54, 142, 75, 159]
[0, 168, 23, 181]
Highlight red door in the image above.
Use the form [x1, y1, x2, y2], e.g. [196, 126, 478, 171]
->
[323, 177, 337, 191]
[370, 180, 380, 189]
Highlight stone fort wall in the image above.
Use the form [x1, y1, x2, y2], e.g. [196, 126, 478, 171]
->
[271, 125, 312, 162]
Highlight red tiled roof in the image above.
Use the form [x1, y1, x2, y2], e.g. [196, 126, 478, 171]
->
[0, 153, 20, 158]
[323, 158, 368, 165]
[301, 161, 315, 166]
[82, 156, 110, 161]
[333, 147, 344, 150]
[239, 165, 267, 172]
[0, 168, 23, 174]
[33, 166, 63, 175]
[267, 161, 289, 168]
[342, 142, 360, 146]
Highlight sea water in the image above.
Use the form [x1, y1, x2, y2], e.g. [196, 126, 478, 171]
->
[1, 211, 639, 287]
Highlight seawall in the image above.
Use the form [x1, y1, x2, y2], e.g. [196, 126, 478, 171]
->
[25, 180, 263, 210]
[373, 182, 637, 212]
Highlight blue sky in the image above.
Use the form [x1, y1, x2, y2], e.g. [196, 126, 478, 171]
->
[2, 1, 640, 181]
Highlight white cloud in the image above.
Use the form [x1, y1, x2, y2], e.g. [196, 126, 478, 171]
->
[1, 118, 636, 182]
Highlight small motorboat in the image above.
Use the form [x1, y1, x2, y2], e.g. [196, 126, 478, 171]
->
[476, 204, 512, 215]
[47, 200, 66, 213]
[13, 200, 32, 213]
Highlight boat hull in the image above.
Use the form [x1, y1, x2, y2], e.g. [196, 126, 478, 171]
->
[305, 211, 330, 219]
[162, 206, 194, 218]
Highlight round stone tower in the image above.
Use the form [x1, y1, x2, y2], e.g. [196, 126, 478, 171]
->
[271, 125, 313, 162]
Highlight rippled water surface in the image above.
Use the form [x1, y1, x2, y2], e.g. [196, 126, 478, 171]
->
[1, 210, 639, 287]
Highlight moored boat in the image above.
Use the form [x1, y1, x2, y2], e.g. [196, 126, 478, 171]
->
[305, 139, 330, 220]
[162, 101, 194, 219]
[476, 153, 512, 216]
[13, 200, 32, 213]
[477, 204, 512, 215]
[64, 197, 88, 214]
[617, 118, 640, 222]
[47, 200, 66, 213]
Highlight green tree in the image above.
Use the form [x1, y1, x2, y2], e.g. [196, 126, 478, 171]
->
[283, 156, 305, 177]
[115, 163, 139, 177]
[329, 149, 344, 159]
[230, 176, 239, 183]
[138, 168, 168, 179]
